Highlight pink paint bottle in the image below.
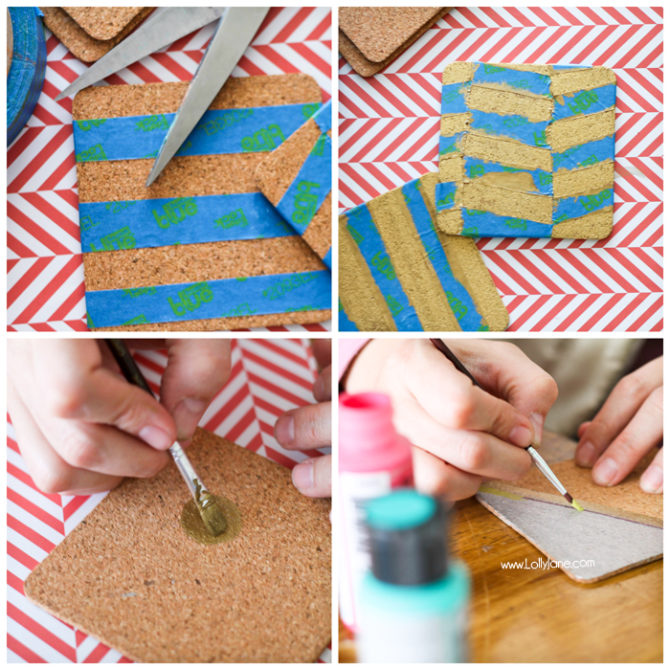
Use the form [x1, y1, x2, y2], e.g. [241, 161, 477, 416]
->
[338, 392, 413, 632]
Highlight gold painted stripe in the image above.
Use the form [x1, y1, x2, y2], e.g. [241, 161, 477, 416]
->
[442, 61, 475, 85]
[551, 67, 616, 96]
[440, 113, 470, 136]
[547, 109, 615, 153]
[467, 84, 553, 122]
[553, 161, 614, 198]
[551, 207, 613, 239]
[462, 181, 553, 224]
[463, 133, 552, 171]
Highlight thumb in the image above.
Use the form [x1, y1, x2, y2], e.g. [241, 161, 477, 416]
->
[292, 454, 331, 497]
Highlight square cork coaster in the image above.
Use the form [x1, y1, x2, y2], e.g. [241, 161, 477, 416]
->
[24, 429, 331, 662]
[72, 75, 331, 331]
[339, 7, 449, 77]
[437, 61, 616, 239]
[339, 171, 508, 331]
[41, 7, 153, 62]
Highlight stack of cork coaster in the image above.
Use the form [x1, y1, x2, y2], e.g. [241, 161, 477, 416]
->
[339, 172, 508, 331]
[25, 429, 331, 662]
[41, 7, 153, 62]
[437, 61, 616, 238]
[73, 74, 331, 331]
[339, 6, 450, 77]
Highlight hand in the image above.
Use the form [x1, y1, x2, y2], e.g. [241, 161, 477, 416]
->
[274, 340, 331, 497]
[575, 357, 662, 493]
[8, 339, 230, 495]
[345, 339, 559, 500]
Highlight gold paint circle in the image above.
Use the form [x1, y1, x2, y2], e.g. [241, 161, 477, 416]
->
[180, 495, 242, 545]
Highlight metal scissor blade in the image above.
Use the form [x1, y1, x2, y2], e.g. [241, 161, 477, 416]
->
[145, 7, 269, 186]
[56, 7, 226, 101]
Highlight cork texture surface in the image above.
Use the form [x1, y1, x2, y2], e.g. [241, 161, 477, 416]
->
[255, 115, 331, 259]
[488, 451, 662, 528]
[339, 171, 508, 331]
[24, 429, 331, 662]
[338, 8, 450, 77]
[438, 61, 616, 239]
[73, 75, 331, 330]
[62, 7, 147, 41]
[41, 7, 152, 62]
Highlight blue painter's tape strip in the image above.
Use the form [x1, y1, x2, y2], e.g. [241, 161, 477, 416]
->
[552, 135, 614, 171]
[473, 62, 552, 97]
[435, 181, 457, 211]
[73, 102, 319, 162]
[441, 82, 469, 114]
[345, 205, 422, 331]
[312, 100, 332, 133]
[460, 209, 554, 238]
[85, 270, 331, 328]
[338, 300, 358, 331]
[553, 84, 616, 120]
[402, 180, 485, 331]
[79, 192, 292, 253]
[439, 131, 465, 156]
[470, 109, 548, 147]
[553, 188, 613, 223]
[463, 157, 553, 195]
[322, 246, 332, 269]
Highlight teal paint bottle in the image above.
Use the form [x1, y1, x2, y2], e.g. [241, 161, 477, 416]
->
[357, 489, 470, 663]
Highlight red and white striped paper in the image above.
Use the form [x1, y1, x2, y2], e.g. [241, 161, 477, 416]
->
[7, 338, 331, 663]
[339, 6, 662, 331]
[7, 7, 332, 332]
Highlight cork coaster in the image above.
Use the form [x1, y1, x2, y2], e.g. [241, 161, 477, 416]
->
[62, 7, 147, 41]
[339, 171, 508, 331]
[485, 451, 662, 528]
[438, 61, 616, 239]
[73, 75, 331, 330]
[24, 429, 331, 662]
[41, 7, 153, 62]
[339, 7, 449, 77]
[255, 102, 332, 265]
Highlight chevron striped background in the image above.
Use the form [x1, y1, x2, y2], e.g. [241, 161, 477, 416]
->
[339, 6, 663, 331]
[7, 338, 331, 662]
[8, 7, 332, 332]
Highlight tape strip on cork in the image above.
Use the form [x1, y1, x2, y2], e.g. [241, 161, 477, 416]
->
[437, 61, 616, 239]
[485, 450, 662, 528]
[339, 171, 509, 332]
[255, 100, 332, 268]
[24, 429, 331, 662]
[41, 7, 153, 63]
[339, 7, 450, 77]
[72, 75, 331, 331]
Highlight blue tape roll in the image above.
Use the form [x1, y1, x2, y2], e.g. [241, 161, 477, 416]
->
[73, 102, 320, 162]
[460, 209, 554, 238]
[473, 62, 552, 97]
[338, 300, 359, 331]
[402, 180, 485, 330]
[553, 84, 616, 120]
[552, 135, 614, 171]
[85, 270, 331, 328]
[553, 188, 613, 223]
[8, 8, 46, 146]
[79, 192, 292, 253]
[470, 109, 548, 147]
[345, 205, 422, 331]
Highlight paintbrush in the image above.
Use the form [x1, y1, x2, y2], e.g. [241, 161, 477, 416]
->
[429, 339, 583, 511]
[105, 339, 227, 535]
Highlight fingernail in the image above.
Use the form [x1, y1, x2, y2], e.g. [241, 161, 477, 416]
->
[593, 458, 618, 486]
[530, 413, 544, 444]
[274, 413, 295, 447]
[139, 425, 173, 450]
[640, 465, 663, 494]
[292, 460, 314, 491]
[174, 398, 207, 442]
[575, 440, 596, 467]
[509, 423, 533, 447]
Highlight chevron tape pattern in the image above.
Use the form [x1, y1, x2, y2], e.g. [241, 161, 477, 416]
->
[7, 339, 330, 662]
[339, 6, 662, 331]
[8, 7, 332, 332]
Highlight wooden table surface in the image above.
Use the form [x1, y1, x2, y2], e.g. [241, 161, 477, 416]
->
[453, 496, 663, 662]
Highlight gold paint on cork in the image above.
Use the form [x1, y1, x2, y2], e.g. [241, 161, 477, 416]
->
[193, 479, 227, 537]
[181, 494, 242, 546]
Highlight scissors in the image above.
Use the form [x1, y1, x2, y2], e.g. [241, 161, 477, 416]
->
[57, 7, 269, 185]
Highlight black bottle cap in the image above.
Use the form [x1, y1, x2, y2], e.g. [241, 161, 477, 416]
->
[364, 489, 448, 586]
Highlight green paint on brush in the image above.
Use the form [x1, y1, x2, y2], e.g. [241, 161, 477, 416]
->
[571, 499, 584, 512]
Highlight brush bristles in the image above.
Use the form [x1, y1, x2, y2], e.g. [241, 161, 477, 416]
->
[200, 499, 227, 536]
